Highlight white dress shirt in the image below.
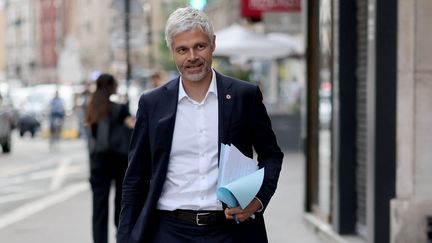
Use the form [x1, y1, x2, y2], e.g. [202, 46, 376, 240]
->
[157, 70, 222, 211]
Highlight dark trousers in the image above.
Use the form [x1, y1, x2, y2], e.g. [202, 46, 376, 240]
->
[151, 214, 238, 243]
[90, 152, 128, 243]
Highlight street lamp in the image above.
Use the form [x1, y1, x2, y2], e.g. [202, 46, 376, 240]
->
[124, 0, 131, 88]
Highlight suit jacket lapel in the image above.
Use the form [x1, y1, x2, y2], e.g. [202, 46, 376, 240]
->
[155, 78, 179, 155]
[156, 73, 234, 163]
[216, 72, 234, 149]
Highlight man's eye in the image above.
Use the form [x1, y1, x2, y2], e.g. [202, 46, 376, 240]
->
[197, 44, 206, 50]
[177, 48, 187, 54]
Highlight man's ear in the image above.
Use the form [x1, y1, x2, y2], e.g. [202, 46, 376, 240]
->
[212, 35, 216, 52]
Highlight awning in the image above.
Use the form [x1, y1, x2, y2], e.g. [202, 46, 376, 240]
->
[214, 24, 303, 59]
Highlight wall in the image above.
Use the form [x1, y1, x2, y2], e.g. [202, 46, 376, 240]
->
[70, 0, 112, 75]
[205, 0, 242, 31]
[392, 0, 432, 242]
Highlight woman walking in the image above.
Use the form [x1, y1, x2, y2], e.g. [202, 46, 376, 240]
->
[85, 73, 135, 243]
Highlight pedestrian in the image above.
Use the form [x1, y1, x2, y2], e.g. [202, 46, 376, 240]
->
[48, 90, 65, 148]
[77, 81, 92, 139]
[85, 73, 135, 243]
[150, 71, 164, 88]
[117, 6, 283, 243]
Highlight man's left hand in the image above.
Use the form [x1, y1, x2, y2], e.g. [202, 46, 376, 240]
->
[224, 198, 262, 223]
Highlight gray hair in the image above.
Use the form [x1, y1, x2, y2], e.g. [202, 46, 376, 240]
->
[165, 7, 214, 51]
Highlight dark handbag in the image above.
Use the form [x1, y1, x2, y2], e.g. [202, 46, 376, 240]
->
[89, 104, 132, 155]
[108, 104, 133, 155]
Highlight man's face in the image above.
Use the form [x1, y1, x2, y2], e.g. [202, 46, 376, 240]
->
[171, 28, 215, 83]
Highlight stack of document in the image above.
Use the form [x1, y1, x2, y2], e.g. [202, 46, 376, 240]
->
[217, 144, 265, 209]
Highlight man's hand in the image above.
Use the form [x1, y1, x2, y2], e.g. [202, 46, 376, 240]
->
[224, 198, 262, 223]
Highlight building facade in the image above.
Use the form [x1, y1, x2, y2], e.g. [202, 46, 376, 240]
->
[0, 3, 5, 81]
[304, 0, 432, 243]
[2, 0, 153, 85]
[69, 0, 112, 78]
[4, 0, 39, 84]
[205, 0, 242, 31]
[38, 0, 59, 83]
[391, 1, 432, 242]
[3, 0, 74, 84]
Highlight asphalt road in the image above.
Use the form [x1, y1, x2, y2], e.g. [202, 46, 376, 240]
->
[0, 132, 89, 222]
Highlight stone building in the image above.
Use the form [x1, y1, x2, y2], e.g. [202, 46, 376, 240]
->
[303, 1, 432, 243]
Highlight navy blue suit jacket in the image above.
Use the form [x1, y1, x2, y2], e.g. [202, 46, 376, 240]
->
[117, 71, 283, 243]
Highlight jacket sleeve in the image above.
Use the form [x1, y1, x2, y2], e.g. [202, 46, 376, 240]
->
[117, 96, 151, 243]
[251, 86, 284, 211]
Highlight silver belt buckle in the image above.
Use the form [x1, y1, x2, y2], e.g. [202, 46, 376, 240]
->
[196, 212, 210, 226]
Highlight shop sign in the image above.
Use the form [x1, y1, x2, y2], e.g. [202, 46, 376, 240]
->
[241, 0, 301, 19]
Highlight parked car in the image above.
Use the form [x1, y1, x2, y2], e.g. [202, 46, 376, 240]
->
[0, 95, 12, 153]
[5, 86, 39, 137]
[18, 111, 41, 137]
[15, 85, 70, 137]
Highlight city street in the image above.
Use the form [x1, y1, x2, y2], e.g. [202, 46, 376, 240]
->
[0, 132, 322, 243]
[0, 0, 429, 241]
[0, 133, 89, 225]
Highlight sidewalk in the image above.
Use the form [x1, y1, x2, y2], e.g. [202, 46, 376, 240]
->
[266, 152, 321, 243]
[0, 152, 322, 243]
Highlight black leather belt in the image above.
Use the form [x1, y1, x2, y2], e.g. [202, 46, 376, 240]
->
[157, 209, 226, 226]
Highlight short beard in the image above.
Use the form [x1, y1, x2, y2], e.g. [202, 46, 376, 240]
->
[179, 63, 210, 82]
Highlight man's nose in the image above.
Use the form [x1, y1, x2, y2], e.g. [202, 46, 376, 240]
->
[187, 49, 198, 60]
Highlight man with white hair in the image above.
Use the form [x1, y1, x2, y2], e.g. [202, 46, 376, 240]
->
[118, 6, 283, 243]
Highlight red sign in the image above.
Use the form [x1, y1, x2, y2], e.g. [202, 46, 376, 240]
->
[241, 0, 301, 20]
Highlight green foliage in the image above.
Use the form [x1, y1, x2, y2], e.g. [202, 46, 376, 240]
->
[223, 68, 251, 81]
[158, 38, 177, 72]
[213, 58, 251, 82]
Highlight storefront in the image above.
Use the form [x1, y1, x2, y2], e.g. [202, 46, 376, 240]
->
[304, 1, 397, 242]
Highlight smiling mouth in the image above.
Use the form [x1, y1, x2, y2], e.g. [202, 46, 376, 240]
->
[186, 63, 203, 71]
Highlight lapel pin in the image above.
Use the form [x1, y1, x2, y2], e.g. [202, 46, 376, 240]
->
[226, 94, 231, 100]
